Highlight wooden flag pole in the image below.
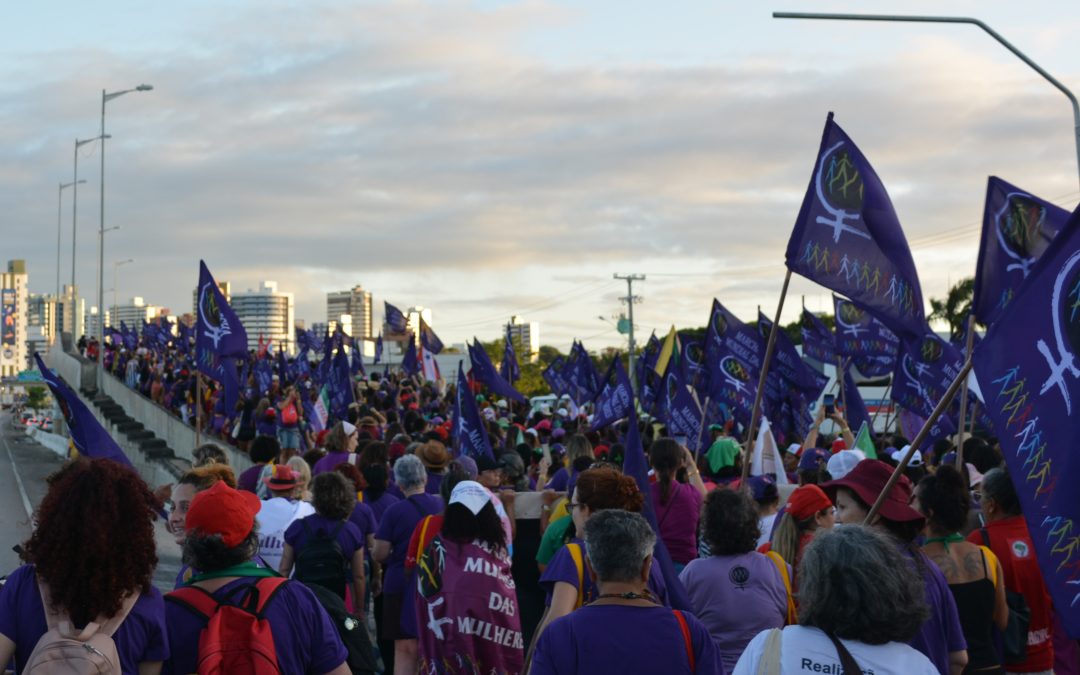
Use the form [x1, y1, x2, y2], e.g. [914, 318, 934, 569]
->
[837, 357, 847, 414]
[954, 314, 977, 470]
[693, 395, 711, 460]
[741, 269, 793, 483]
[869, 380, 893, 435]
[195, 372, 203, 447]
[864, 359, 973, 524]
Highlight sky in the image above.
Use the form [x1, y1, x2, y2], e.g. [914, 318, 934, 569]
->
[3, 0, 1079, 352]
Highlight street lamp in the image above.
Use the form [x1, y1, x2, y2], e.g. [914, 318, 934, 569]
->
[72, 135, 109, 298]
[56, 180, 85, 298]
[112, 259, 134, 330]
[772, 11, 1080, 189]
[96, 83, 152, 390]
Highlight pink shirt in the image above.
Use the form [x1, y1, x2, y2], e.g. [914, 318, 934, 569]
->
[650, 480, 702, 565]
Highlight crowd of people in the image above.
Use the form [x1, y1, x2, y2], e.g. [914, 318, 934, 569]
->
[0, 333, 1070, 674]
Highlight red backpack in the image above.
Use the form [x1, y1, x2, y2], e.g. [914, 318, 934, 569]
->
[166, 577, 288, 675]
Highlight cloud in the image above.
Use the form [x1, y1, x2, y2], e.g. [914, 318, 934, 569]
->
[3, 2, 1077, 349]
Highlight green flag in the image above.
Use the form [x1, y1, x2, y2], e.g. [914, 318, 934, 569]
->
[853, 421, 876, 459]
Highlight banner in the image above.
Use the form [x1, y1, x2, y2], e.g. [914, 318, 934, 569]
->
[972, 203, 1080, 637]
[785, 113, 925, 337]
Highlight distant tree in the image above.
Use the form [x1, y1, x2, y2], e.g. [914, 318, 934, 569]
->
[928, 277, 975, 341]
[26, 386, 48, 410]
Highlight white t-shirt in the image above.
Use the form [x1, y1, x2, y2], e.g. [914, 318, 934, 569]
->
[757, 513, 778, 549]
[732, 625, 938, 675]
[256, 497, 316, 573]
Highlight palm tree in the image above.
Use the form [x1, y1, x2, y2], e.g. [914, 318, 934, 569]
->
[927, 277, 975, 341]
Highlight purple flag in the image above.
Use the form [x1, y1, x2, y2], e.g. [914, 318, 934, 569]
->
[890, 331, 961, 443]
[564, 341, 602, 405]
[621, 406, 692, 611]
[328, 346, 355, 420]
[662, 368, 704, 453]
[785, 114, 925, 337]
[591, 359, 634, 430]
[452, 361, 495, 460]
[758, 311, 829, 397]
[832, 295, 901, 357]
[702, 300, 759, 427]
[374, 333, 383, 364]
[800, 308, 837, 364]
[419, 318, 444, 354]
[467, 340, 528, 404]
[500, 324, 520, 384]
[384, 302, 408, 335]
[196, 261, 249, 391]
[401, 338, 420, 376]
[852, 353, 896, 378]
[840, 364, 871, 436]
[542, 356, 568, 397]
[971, 203, 1080, 637]
[972, 176, 1071, 326]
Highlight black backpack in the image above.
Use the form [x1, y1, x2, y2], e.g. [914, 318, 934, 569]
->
[294, 520, 349, 598]
[302, 582, 378, 674]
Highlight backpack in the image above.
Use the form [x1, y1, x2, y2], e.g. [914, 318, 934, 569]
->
[979, 528, 1032, 664]
[294, 520, 349, 598]
[166, 577, 288, 675]
[302, 582, 378, 674]
[281, 404, 298, 426]
[25, 580, 138, 675]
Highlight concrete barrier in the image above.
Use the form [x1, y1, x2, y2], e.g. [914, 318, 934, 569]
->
[26, 427, 70, 459]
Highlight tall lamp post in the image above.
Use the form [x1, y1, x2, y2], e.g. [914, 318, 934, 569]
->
[112, 259, 135, 331]
[96, 84, 152, 391]
[56, 180, 85, 297]
[772, 11, 1080, 189]
[73, 135, 109, 296]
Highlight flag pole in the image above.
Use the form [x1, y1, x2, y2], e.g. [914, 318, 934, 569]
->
[954, 314, 977, 469]
[870, 380, 893, 435]
[694, 395, 710, 460]
[837, 357, 847, 414]
[195, 372, 203, 447]
[741, 269, 792, 483]
[864, 359, 973, 524]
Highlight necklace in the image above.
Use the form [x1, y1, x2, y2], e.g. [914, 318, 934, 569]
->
[593, 590, 655, 602]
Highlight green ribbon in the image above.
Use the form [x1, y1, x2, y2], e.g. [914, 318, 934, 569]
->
[186, 561, 280, 585]
[924, 532, 965, 552]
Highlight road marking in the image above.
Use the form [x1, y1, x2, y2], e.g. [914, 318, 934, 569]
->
[1, 422, 35, 521]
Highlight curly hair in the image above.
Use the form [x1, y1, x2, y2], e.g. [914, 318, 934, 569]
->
[917, 465, 970, 532]
[798, 525, 929, 644]
[702, 488, 760, 556]
[178, 463, 237, 490]
[192, 443, 229, 468]
[312, 472, 356, 521]
[23, 458, 159, 626]
[575, 467, 643, 513]
[183, 526, 261, 572]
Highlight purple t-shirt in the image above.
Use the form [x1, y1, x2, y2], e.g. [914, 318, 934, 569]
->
[0, 564, 169, 674]
[374, 493, 444, 594]
[312, 451, 354, 476]
[651, 481, 703, 565]
[539, 537, 670, 608]
[679, 552, 788, 672]
[348, 501, 378, 541]
[163, 577, 346, 675]
[532, 604, 724, 675]
[907, 548, 967, 675]
[363, 490, 400, 524]
[545, 467, 570, 492]
[284, 513, 365, 561]
[237, 462, 266, 494]
[425, 472, 444, 496]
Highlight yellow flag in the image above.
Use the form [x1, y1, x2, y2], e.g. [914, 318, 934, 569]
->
[653, 325, 677, 376]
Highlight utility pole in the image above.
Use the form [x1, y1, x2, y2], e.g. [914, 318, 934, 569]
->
[613, 273, 645, 390]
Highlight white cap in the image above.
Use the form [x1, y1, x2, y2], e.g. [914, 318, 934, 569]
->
[826, 449, 865, 480]
[496, 400, 508, 409]
[966, 462, 985, 487]
[557, 408, 569, 418]
[449, 480, 493, 515]
[891, 446, 923, 467]
[342, 421, 357, 436]
[525, 428, 539, 437]
[481, 407, 496, 421]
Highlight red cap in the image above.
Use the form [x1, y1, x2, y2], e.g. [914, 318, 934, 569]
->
[185, 481, 261, 548]
[831, 438, 847, 454]
[786, 484, 833, 520]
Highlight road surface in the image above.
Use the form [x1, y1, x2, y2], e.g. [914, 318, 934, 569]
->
[0, 411, 182, 591]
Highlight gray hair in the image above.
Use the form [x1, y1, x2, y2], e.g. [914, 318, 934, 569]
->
[797, 525, 929, 644]
[583, 509, 656, 584]
[393, 454, 428, 490]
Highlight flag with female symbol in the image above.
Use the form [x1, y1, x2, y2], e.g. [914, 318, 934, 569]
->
[972, 203, 1080, 638]
[785, 114, 925, 337]
[972, 176, 1071, 326]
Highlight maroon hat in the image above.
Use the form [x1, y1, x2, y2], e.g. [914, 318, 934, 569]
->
[262, 464, 299, 491]
[821, 459, 923, 524]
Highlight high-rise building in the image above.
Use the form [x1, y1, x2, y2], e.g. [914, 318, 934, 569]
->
[326, 285, 373, 340]
[27, 293, 57, 343]
[508, 315, 540, 363]
[56, 284, 85, 341]
[232, 281, 295, 354]
[85, 306, 110, 339]
[109, 297, 160, 331]
[0, 260, 29, 376]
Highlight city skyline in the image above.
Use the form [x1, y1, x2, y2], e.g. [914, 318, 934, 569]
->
[5, 1, 1080, 351]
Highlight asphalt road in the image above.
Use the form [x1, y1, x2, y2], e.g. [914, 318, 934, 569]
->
[0, 411, 182, 592]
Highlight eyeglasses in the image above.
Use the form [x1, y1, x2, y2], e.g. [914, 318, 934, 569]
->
[569, 502, 584, 510]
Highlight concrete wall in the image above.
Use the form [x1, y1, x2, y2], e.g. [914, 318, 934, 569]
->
[44, 342, 253, 481]
[26, 426, 69, 459]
